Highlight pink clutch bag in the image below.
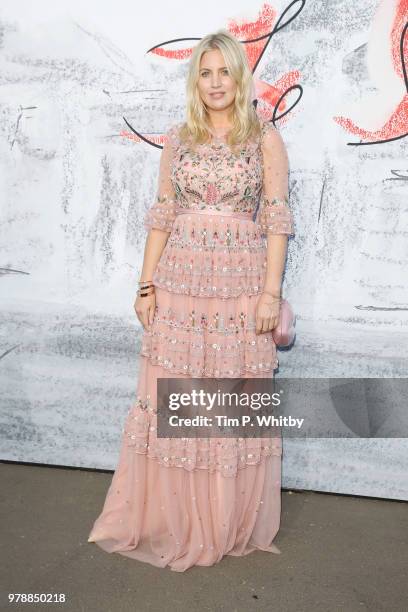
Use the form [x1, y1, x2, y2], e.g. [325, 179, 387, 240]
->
[272, 298, 296, 347]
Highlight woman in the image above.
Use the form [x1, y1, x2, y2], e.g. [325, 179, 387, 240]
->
[87, 29, 295, 572]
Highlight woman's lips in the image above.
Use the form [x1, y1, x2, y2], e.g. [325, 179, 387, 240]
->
[210, 92, 225, 98]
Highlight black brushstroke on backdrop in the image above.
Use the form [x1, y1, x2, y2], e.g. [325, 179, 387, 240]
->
[386, 169, 408, 181]
[123, 0, 306, 148]
[347, 20, 408, 146]
[0, 267, 29, 276]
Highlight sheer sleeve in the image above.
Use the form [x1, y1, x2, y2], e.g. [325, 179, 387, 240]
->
[256, 121, 295, 236]
[143, 127, 178, 233]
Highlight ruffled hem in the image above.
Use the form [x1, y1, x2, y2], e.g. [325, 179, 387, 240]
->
[123, 396, 282, 478]
[152, 212, 269, 297]
[140, 287, 279, 377]
[144, 195, 178, 233]
[87, 452, 282, 571]
[257, 196, 295, 236]
[139, 352, 278, 378]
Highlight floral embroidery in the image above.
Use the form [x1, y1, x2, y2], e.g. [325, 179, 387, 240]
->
[123, 401, 283, 477]
[170, 135, 262, 217]
[143, 194, 177, 233]
[257, 195, 294, 235]
[139, 300, 280, 378]
[149, 212, 269, 297]
[137, 123, 294, 378]
[143, 120, 294, 236]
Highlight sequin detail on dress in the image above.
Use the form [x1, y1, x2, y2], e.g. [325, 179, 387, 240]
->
[144, 120, 295, 237]
[152, 215, 268, 298]
[122, 393, 282, 479]
[87, 118, 294, 571]
[140, 287, 279, 377]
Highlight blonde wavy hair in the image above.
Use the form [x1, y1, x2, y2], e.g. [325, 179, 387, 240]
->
[178, 29, 261, 154]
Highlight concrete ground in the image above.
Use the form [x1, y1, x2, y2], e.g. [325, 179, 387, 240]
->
[1, 462, 407, 612]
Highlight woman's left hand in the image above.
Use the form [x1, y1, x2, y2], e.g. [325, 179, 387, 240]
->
[255, 293, 281, 335]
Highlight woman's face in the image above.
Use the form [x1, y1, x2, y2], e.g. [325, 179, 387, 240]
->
[197, 48, 237, 117]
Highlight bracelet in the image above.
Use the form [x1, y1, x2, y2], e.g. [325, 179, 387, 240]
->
[138, 279, 153, 285]
[137, 286, 155, 297]
[138, 284, 154, 290]
[262, 290, 281, 303]
[263, 289, 281, 298]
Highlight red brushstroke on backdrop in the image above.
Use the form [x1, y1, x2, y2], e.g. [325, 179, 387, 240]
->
[124, 2, 302, 145]
[227, 3, 277, 69]
[391, 0, 408, 80]
[119, 131, 166, 145]
[226, 5, 300, 119]
[334, 0, 408, 142]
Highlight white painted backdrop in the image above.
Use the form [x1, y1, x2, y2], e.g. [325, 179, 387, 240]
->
[0, 0, 407, 499]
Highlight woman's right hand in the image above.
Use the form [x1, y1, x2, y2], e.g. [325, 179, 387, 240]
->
[134, 292, 156, 331]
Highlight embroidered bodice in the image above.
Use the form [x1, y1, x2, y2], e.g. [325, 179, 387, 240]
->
[143, 119, 295, 237]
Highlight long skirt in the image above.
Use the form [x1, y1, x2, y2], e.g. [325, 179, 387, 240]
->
[87, 213, 282, 572]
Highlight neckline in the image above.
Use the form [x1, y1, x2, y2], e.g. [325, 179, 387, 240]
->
[210, 137, 228, 145]
[207, 138, 230, 150]
[208, 126, 232, 143]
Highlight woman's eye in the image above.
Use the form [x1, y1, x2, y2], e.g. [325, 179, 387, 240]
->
[200, 70, 228, 77]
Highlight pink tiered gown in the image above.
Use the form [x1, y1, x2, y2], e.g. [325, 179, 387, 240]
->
[87, 118, 295, 572]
